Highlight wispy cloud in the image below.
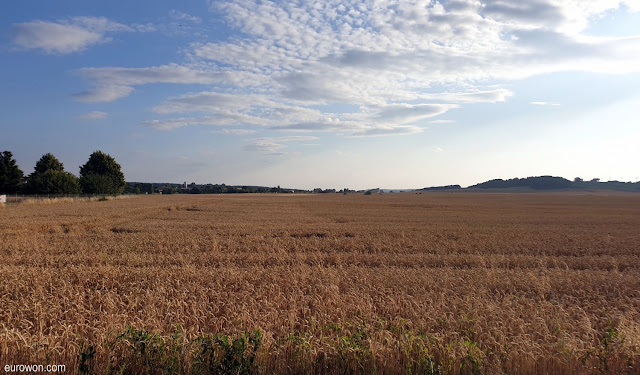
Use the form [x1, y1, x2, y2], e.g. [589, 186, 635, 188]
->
[151, 92, 275, 114]
[428, 120, 455, 124]
[11, 17, 144, 54]
[146, 92, 455, 136]
[373, 104, 457, 125]
[212, 128, 257, 135]
[419, 89, 514, 103]
[74, 85, 134, 103]
[141, 114, 266, 130]
[349, 126, 425, 138]
[169, 10, 201, 24]
[531, 101, 561, 106]
[78, 110, 108, 120]
[73, 65, 259, 102]
[74, 64, 240, 102]
[245, 136, 319, 155]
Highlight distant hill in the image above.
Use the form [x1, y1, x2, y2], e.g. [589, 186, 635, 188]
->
[417, 176, 640, 193]
[571, 179, 640, 192]
[467, 176, 640, 192]
[421, 185, 462, 191]
[469, 176, 573, 190]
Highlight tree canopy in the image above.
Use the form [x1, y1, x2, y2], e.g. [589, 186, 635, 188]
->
[34, 153, 64, 174]
[26, 153, 80, 195]
[0, 151, 24, 194]
[470, 176, 573, 190]
[79, 151, 125, 195]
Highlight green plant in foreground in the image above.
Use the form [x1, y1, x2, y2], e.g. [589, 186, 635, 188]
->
[89, 327, 263, 375]
[461, 340, 483, 375]
[334, 324, 377, 374]
[105, 326, 175, 375]
[597, 323, 625, 374]
[78, 344, 96, 375]
[192, 331, 261, 375]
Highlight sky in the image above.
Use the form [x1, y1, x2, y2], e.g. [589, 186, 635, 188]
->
[1, 0, 639, 189]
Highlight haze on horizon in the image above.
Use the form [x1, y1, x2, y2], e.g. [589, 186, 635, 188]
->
[1, 0, 639, 190]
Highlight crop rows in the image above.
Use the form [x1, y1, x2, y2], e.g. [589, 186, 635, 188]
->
[1, 193, 639, 374]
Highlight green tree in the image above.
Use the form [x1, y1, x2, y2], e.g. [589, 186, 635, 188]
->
[0, 151, 24, 194]
[26, 153, 80, 194]
[34, 153, 64, 174]
[31, 170, 81, 195]
[79, 151, 126, 195]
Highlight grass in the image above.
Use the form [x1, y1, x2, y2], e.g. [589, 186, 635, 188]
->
[15, 194, 136, 205]
[0, 192, 639, 374]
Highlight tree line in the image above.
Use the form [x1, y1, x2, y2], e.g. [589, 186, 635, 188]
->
[0, 151, 125, 195]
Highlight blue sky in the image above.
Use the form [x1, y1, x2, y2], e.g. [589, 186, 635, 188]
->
[1, 0, 639, 189]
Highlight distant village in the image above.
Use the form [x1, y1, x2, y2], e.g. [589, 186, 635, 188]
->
[124, 182, 379, 195]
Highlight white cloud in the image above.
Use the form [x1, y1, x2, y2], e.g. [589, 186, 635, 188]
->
[11, 17, 139, 54]
[147, 92, 455, 135]
[148, 91, 365, 132]
[74, 85, 134, 102]
[141, 114, 267, 130]
[68, 0, 640, 140]
[212, 128, 258, 135]
[74, 64, 261, 102]
[349, 126, 425, 138]
[244, 140, 287, 154]
[71, 16, 134, 33]
[374, 104, 458, 125]
[623, 0, 640, 11]
[132, 23, 157, 32]
[12, 21, 104, 54]
[256, 136, 319, 142]
[169, 10, 201, 24]
[76, 64, 229, 87]
[151, 92, 274, 114]
[245, 136, 319, 154]
[78, 110, 108, 120]
[531, 101, 562, 106]
[419, 89, 514, 103]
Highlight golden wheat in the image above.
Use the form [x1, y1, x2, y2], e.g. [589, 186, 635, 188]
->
[0, 192, 639, 374]
[15, 194, 137, 205]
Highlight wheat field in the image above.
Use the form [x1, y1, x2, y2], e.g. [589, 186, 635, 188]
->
[1, 192, 639, 374]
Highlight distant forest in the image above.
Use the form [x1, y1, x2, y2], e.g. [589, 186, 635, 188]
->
[423, 176, 640, 192]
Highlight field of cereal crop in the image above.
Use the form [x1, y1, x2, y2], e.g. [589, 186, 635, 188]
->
[1, 192, 639, 374]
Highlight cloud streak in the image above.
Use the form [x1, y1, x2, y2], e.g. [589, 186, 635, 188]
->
[78, 111, 108, 120]
[73, 64, 247, 102]
[531, 101, 561, 106]
[374, 104, 457, 125]
[11, 17, 145, 54]
[349, 126, 425, 138]
[244, 136, 319, 155]
[212, 129, 258, 135]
